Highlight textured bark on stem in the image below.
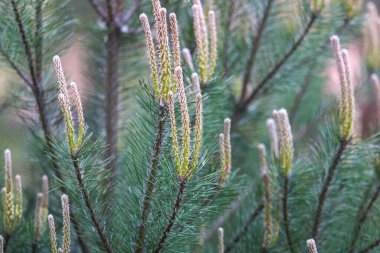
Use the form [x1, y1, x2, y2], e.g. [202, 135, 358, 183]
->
[71, 156, 114, 253]
[153, 178, 186, 253]
[283, 176, 295, 253]
[311, 139, 348, 238]
[135, 105, 166, 253]
[225, 204, 264, 253]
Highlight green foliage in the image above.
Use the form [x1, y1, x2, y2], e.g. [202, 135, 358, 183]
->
[1, 0, 380, 253]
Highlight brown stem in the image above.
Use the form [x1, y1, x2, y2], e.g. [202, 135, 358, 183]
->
[311, 139, 349, 238]
[289, 70, 313, 123]
[4, 234, 11, 252]
[153, 178, 187, 253]
[239, 0, 273, 102]
[135, 104, 167, 253]
[71, 156, 114, 253]
[105, 0, 121, 181]
[0, 46, 31, 86]
[348, 185, 380, 253]
[283, 175, 295, 253]
[31, 241, 38, 253]
[224, 204, 264, 253]
[234, 12, 318, 119]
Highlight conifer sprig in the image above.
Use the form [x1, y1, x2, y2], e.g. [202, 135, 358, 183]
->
[2, 149, 23, 241]
[48, 194, 71, 253]
[311, 35, 355, 238]
[191, 0, 219, 85]
[54, 57, 113, 253]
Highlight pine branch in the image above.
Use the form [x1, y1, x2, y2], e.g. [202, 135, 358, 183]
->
[311, 139, 349, 238]
[348, 185, 380, 253]
[283, 175, 295, 253]
[289, 69, 313, 123]
[359, 238, 380, 253]
[71, 155, 114, 253]
[239, 0, 273, 103]
[233, 12, 319, 122]
[8, 3, 90, 251]
[0, 46, 31, 86]
[153, 178, 187, 253]
[224, 204, 264, 253]
[10, 0, 38, 86]
[135, 104, 167, 253]
[289, 17, 353, 122]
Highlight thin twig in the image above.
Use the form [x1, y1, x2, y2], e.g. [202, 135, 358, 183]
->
[224, 204, 264, 253]
[233, 12, 318, 122]
[0, 47, 31, 87]
[239, 0, 274, 102]
[71, 156, 114, 253]
[4, 234, 11, 252]
[153, 178, 187, 253]
[348, 185, 380, 253]
[289, 70, 313, 123]
[311, 139, 349, 238]
[135, 105, 167, 253]
[283, 175, 295, 253]
[359, 238, 380, 253]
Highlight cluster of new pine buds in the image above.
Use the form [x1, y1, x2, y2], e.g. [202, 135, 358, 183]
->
[331, 35, 355, 141]
[364, 2, 380, 70]
[53, 55, 85, 156]
[168, 67, 203, 179]
[183, 0, 218, 85]
[140, 0, 182, 101]
[33, 175, 49, 242]
[218, 118, 231, 185]
[1, 149, 22, 235]
[48, 194, 71, 253]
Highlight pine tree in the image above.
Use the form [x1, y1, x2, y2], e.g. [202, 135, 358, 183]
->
[1, 0, 380, 253]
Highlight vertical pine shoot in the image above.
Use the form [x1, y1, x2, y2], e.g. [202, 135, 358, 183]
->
[259, 144, 272, 250]
[218, 227, 224, 253]
[168, 91, 181, 174]
[33, 193, 43, 241]
[62, 194, 70, 253]
[307, 239, 318, 253]
[14, 175, 22, 225]
[192, 73, 201, 93]
[190, 93, 203, 172]
[331, 35, 355, 141]
[48, 215, 58, 253]
[4, 149, 14, 233]
[41, 175, 49, 226]
[266, 119, 279, 158]
[183, 48, 195, 72]
[140, 13, 160, 97]
[208, 10, 217, 76]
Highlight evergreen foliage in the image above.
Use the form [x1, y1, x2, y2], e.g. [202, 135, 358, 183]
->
[0, 0, 380, 252]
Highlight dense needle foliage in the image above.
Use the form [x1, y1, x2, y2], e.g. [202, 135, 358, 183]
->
[0, 0, 380, 252]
